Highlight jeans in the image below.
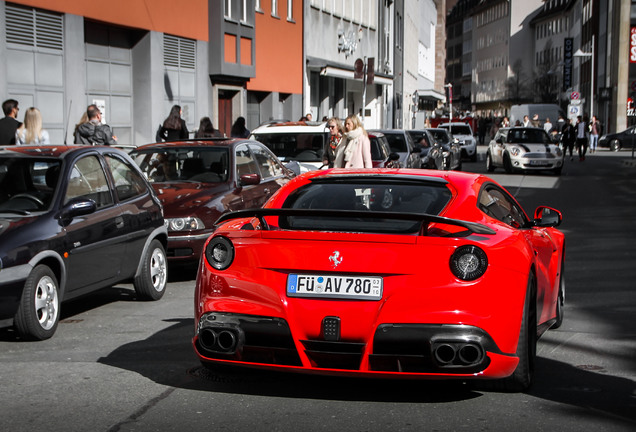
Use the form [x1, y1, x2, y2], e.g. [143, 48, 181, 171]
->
[590, 134, 598, 152]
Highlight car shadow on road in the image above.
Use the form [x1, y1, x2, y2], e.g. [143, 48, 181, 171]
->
[98, 317, 636, 422]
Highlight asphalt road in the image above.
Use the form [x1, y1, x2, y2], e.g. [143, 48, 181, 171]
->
[1, 147, 635, 432]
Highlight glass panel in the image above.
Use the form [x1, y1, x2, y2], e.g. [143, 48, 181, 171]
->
[65, 155, 113, 208]
[104, 154, 147, 201]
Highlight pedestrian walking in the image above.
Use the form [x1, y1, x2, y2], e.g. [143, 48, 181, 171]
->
[158, 105, 189, 141]
[333, 114, 372, 169]
[230, 116, 250, 138]
[543, 118, 553, 134]
[74, 104, 117, 145]
[589, 115, 601, 153]
[561, 118, 576, 161]
[323, 117, 344, 168]
[0, 99, 21, 145]
[575, 115, 588, 161]
[15, 107, 50, 144]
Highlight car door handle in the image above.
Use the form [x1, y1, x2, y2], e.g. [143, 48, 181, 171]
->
[115, 216, 124, 229]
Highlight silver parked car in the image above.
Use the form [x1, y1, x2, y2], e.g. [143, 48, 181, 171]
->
[486, 127, 564, 175]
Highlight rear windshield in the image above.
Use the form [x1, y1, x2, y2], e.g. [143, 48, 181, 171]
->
[280, 179, 452, 233]
[382, 133, 410, 153]
[131, 147, 230, 183]
[253, 132, 326, 162]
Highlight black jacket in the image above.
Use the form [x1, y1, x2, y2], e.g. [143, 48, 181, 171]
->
[0, 116, 21, 145]
[75, 121, 117, 145]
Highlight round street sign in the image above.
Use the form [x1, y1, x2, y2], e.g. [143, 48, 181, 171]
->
[570, 91, 580, 100]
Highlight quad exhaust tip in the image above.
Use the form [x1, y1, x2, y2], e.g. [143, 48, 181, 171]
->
[199, 327, 241, 353]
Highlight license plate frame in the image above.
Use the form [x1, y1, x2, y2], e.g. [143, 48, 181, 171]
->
[287, 274, 383, 300]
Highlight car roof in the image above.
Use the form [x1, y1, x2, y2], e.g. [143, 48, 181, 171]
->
[251, 121, 328, 134]
[132, 138, 254, 152]
[0, 144, 127, 159]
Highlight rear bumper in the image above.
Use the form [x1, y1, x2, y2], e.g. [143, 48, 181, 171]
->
[193, 312, 518, 379]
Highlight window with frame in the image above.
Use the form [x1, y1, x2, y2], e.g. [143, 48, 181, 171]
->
[478, 186, 527, 229]
[104, 154, 147, 201]
[249, 144, 284, 179]
[65, 156, 113, 208]
[235, 145, 260, 178]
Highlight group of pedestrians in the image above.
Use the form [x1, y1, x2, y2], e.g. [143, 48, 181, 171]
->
[0, 99, 50, 145]
[559, 115, 601, 162]
[322, 114, 373, 169]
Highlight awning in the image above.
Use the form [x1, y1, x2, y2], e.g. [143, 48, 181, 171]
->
[320, 66, 393, 86]
[417, 89, 446, 101]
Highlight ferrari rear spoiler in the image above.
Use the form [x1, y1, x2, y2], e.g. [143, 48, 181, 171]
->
[214, 208, 496, 235]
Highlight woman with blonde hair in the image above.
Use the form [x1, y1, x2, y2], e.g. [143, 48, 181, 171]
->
[334, 114, 372, 168]
[323, 117, 344, 168]
[15, 107, 50, 144]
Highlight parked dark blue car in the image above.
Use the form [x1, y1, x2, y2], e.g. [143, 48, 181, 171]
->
[0, 145, 167, 340]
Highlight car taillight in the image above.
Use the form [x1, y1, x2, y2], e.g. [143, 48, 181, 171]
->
[449, 245, 488, 281]
[205, 236, 234, 270]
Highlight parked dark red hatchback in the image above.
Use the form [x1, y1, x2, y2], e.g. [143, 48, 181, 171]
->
[130, 138, 295, 264]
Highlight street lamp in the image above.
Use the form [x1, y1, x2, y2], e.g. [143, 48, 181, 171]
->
[573, 34, 594, 119]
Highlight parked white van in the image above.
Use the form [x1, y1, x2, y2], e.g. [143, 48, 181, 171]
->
[510, 104, 565, 127]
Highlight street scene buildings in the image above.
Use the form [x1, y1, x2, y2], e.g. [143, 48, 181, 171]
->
[0, 0, 632, 145]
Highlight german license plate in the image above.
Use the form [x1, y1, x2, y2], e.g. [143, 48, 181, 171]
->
[530, 160, 549, 166]
[287, 274, 383, 300]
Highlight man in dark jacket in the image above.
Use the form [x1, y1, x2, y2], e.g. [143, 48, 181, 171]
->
[0, 99, 21, 145]
[74, 104, 117, 145]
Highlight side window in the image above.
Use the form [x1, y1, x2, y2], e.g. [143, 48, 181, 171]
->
[249, 144, 283, 179]
[65, 155, 113, 208]
[235, 145, 260, 178]
[478, 186, 527, 228]
[104, 154, 148, 201]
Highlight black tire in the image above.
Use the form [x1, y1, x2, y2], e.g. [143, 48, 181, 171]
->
[134, 239, 168, 301]
[500, 275, 537, 392]
[456, 158, 462, 171]
[503, 153, 513, 174]
[552, 254, 565, 329]
[470, 153, 477, 162]
[14, 265, 60, 340]
[609, 139, 621, 152]
[486, 152, 495, 172]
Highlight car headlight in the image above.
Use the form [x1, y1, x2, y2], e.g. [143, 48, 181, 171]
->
[205, 236, 234, 270]
[555, 147, 563, 156]
[508, 146, 522, 157]
[164, 217, 205, 232]
[450, 245, 488, 281]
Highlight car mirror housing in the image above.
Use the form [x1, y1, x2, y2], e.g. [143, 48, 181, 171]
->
[534, 206, 562, 227]
[239, 173, 261, 187]
[60, 198, 97, 225]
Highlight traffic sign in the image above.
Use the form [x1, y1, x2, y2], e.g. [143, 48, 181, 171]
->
[570, 91, 580, 100]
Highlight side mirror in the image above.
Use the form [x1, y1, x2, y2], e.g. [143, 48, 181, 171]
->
[496, 137, 504, 144]
[534, 206, 562, 227]
[60, 198, 97, 225]
[239, 173, 261, 186]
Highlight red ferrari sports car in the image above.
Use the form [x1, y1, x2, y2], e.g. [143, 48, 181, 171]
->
[193, 169, 565, 391]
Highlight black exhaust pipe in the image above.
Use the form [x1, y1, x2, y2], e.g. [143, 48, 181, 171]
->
[458, 343, 483, 365]
[433, 343, 457, 365]
[198, 327, 240, 353]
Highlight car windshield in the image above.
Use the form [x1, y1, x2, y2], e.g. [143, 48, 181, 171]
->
[131, 147, 230, 183]
[428, 130, 450, 145]
[252, 132, 326, 162]
[449, 125, 471, 135]
[280, 179, 452, 233]
[383, 133, 409, 153]
[0, 157, 61, 213]
[506, 129, 551, 144]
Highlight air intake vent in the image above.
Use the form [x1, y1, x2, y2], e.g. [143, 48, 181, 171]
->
[5, 3, 63, 50]
[163, 34, 196, 69]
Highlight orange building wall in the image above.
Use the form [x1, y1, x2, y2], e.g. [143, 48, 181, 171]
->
[247, 0, 303, 94]
[8, 0, 208, 41]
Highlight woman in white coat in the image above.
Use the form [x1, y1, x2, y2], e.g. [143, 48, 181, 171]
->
[334, 114, 372, 169]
